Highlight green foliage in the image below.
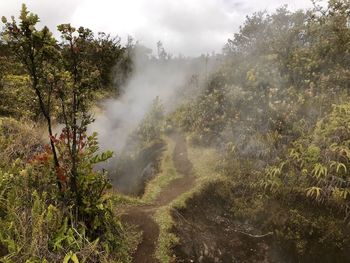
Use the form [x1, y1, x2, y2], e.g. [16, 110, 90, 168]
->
[0, 1, 350, 262]
[0, 130, 131, 262]
[0, 75, 37, 118]
[260, 103, 350, 210]
[169, 1, 350, 261]
[241, 103, 350, 260]
[174, 73, 231, 145]
[0, 4, 133, 122]
[0, 6, 135, 262]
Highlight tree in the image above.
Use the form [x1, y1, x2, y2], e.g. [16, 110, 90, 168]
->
[2, 6, 113, 219]
[57, 23, 102, 208]
[2, 4, 63, 188]
[93, 32, 123, 88]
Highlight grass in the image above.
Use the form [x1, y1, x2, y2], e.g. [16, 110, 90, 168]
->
[122, 224, 143, 263]
[142, 136, 181, 204]
[110, 192, 145, 206]
[154, 206, 179, 263]
[171, 144, 224, 209]
[188, 145, 221, 180]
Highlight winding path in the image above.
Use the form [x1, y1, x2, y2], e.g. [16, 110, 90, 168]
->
[121, 132, 195, 263]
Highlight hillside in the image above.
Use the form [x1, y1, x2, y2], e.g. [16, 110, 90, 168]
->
[1, 1, 350, 262]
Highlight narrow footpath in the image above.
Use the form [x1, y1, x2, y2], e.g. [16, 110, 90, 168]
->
[121, 132, 195, 263]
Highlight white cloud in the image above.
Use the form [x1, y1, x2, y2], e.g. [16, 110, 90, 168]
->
[0, 0, 81, 30]
[1, 0, 316, 56]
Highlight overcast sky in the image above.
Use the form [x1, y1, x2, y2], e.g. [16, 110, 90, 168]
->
[0, 0, 315, 56]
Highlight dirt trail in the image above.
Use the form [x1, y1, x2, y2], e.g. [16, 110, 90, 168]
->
[121, 132, 195, 263]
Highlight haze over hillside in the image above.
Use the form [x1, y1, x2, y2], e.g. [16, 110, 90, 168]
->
[0, 1, 349, 262]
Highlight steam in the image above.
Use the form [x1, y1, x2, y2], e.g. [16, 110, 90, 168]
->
[87, 45, 221, 194]
[90, 46, 217, 155]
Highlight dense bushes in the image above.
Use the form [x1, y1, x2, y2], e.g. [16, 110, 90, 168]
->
[173, 73, 232, 145]
[262, 103, 350, 212]
[0, 130, 132, 262]
[0, 5, 135, 262]
[170, 1, 350, 261]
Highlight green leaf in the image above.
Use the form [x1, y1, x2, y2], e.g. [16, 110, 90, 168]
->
[63, 251, 79, 263]
[71, 254, 79, 263]
[63, 252, 72, 263]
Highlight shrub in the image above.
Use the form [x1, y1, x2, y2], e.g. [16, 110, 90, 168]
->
[0, 131, 131, 262]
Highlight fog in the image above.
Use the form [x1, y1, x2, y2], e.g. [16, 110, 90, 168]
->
[90, 47, 218, 155]
[86, 45, 220, 193]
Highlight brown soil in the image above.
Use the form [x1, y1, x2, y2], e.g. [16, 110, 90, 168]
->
[121, 132, 195, 263]
[155, 132, 194, 206]
[122, 206, 160, 263]
[171, 182, 285, 263]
